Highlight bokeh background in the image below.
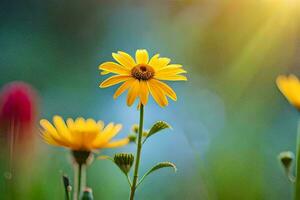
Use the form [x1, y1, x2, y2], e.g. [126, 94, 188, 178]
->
[0, 0, 300, 199]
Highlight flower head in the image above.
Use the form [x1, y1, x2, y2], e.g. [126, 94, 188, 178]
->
[40, 115, 129, 151]
[276, 74, 300, 110]
[0, 81, 37, 141]
[99, 49, 187, 107]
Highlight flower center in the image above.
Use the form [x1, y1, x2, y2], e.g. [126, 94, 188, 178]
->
[131, 64, 155, 80]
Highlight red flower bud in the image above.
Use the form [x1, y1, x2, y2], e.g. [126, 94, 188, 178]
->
[0, 82, 37, 142]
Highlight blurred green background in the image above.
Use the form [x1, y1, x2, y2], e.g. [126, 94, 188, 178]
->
[0, 0, 300, 199]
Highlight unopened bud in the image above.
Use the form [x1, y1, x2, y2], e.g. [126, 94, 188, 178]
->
[142, 131, 148, 137]
[114, 153, 134, 174]
[131, 124, 139, 134]
[62, 175, 72, 192]
[81, 187, 94, 200]
[0, 81, 38, 144]
[128, 134, 137, 143]
[278, 151, 294, 170]
[62, 174, 72, 200]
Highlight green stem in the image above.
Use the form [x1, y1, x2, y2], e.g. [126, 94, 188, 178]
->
[126, 174, 132, 187]
[65, 187, 70, 200]
[63, 177, 70, 200]
[78, 164, 82, 200]
[130, 104, 144, 200]
[295, 120, 300, 200]
[74, 163, 83, 200]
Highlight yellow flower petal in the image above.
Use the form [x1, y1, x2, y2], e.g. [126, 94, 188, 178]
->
[75, 117, 85, 128]
[135, 49, 149, 64]
[40, 119, 62, 141]
[148, 79, 168, 107]
[154, 74, 187, 81]
[156, 64, 185, 72]
[151, 79, 177, 101]
[41, 133, 61, 146]
[112, 52, 135, 69]
[276, 74, 300, 109]
[152, 57, 171, 70]
[118, 51, 136, 67]
[101, 124, 123, 142]
[97, 120, 104, 130]
[155, 67, 187, 77]
[91, 123, 114, 146]
[53, 116, 73, 144]
[113, 78, 136, 99]
[148, 54, 160, 66]
[91, 123, 122, 148]
[103, 138, 129, 148]
[100, 75, 132, 88]
[86, 118, 97, 128]
[66, 118, 75, 130]
[127, 79, 140, 106]
[99, 62, 130, 75]
[101, 71, 110, 75]
[139, 80, 149, 105]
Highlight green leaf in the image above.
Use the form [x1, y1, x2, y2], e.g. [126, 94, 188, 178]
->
[143, 121, 171, 143]
[137, 162, 177, 187]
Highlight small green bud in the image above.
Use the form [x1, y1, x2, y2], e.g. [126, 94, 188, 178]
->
[62, 175, 72, 192]
[278, 151, 294, 170]
[128, 134, 137, 143]
[142, 131, 148, 137]
[132, 124, 139, 134]
[80, 188, 94, 200]
[114, 153, 134, 174]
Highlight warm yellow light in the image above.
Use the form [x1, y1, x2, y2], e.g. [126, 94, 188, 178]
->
[280, 0, 300, 7]
[264, 0, 300, 7]
[284, 0, 297, 3]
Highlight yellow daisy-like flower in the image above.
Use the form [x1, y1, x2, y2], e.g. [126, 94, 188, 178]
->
[276, 74, 300, 109]
[40, 115, 129, 151]
[99, 49, 187, 107]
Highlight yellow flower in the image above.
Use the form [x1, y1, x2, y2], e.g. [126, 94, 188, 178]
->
[99, 49, 187, 107]
[40, 115, 129, 151]
[276, 74, 300, 109]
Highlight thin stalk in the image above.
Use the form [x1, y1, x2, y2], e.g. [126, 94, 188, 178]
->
[73, 163, 83, 200]
[64, 185, 70, 200]
[77, 164, 82, 200]
[126, 174, 132, 187]
[129, 104, 144, 200]
[81, 164, 87, 191]
[8, 120, 15, 180]
[295, 120, 300, 200]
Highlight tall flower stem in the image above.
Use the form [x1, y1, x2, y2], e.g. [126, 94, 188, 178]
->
[74, 163, 84, 200]
[78, 164, 82, 200]
[295, 120, 300, 200]
[130, 104, 144, 200]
